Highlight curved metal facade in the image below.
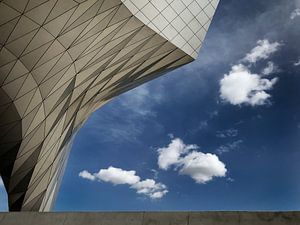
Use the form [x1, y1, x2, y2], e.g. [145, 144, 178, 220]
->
[122, 0, 219, 58]
[0, 0, 219, 211]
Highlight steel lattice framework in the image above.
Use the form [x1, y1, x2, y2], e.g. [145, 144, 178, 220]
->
[0, 0, 219, 211]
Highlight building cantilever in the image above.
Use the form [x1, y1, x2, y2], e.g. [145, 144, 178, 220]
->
[0, 0, 219, 211]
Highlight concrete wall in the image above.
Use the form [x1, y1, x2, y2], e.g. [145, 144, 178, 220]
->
[0, 212, 299, 225]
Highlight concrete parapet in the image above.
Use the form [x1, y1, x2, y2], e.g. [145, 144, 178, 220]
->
[0, 212, 299, 225]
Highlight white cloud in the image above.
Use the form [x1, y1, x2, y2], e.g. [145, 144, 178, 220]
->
[79, 167, 168, 199]
[220, 64, 278, 106]
[290, 8, 300, 19]
[96, 167, 140, 185]
[179, 151, 227, 184]
[131, 179, 168, 199]
[294, 59, 300, 66]
[243, 40, 281, 64]
[157, 138, 198, 170]
[220, 39, 281, 106]
[262, 62, 278, 75]
[79, 170, 96, 181]
[157, 138, 227, 184]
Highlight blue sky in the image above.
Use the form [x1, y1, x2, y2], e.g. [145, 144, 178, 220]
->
[1, 0, 300, 211]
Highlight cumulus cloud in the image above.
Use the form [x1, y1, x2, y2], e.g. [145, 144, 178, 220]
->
[290, 8, 300, 19]
[179, 151, 227, 184]
[131, 179, 168, 199]
[158, 138, 198, 170]
[243, 40, 281, 64]
[79, 167, 168, 199]
[220, 64, 278, 106]
[79, 170, 96, 181]
[219, 39, 281, 106]
[157, 138, 227, 184]
[95, 167, 140, 185]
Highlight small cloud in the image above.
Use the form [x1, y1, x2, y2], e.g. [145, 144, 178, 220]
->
[294, 59, 300, 66]
[79, 167, 168, 199]
[220, 64, 278, 106]
[95, 167, 140, 185]
[157, 138, 198, 170]
[131, 179, 168, 199]
[290, 8, 300, 20]
[216, 140, 243, 155]
[220, 39, 281, 107]
[157, 138, 227, 184]
[262, 62, 278, 75]
[216, 128, 238, 138]
[79, 170, 96, 181]
[243, 40, 281, 64]
[179, 151, 227, 184]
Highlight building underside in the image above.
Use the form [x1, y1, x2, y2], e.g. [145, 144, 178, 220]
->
[0, 0, 219, 211]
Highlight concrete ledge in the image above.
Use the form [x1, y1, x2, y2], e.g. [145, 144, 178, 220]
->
[0, 212, 299, 225]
